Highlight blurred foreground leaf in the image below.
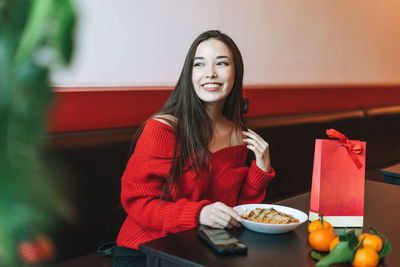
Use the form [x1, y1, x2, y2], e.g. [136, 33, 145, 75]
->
[0, 0, 77, 265]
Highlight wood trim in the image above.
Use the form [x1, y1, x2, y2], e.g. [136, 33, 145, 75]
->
[45, 126, 138, 149]
[46, 108, 365, 148]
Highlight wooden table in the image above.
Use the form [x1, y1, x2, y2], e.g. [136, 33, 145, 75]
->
[140, 180, 400, 266]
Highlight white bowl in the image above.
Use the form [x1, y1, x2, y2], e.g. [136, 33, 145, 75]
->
[233, 204, 308, 234]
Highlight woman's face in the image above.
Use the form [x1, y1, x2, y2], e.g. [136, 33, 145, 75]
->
[192, 39, 235, 105]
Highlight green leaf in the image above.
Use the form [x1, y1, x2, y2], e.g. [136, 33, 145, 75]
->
[379, 240, 392, 259]
[310, 250, 325, 261]
[0, 0, 29, 106]
[0, 0, 77, 265]
[348, 231, 359, 249]
[53, 0, 77, 64]
[14, 0, 53, 65]
[369, 227, 392, 259]
[338, 229, 358, 249]
[316, 241, 355, 267]
[0, 223, 20, 265]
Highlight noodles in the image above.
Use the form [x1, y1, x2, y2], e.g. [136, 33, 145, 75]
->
[241, 207, 299, 224]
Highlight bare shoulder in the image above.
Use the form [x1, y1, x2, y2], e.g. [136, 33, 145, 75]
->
[152, 114, 177, 127]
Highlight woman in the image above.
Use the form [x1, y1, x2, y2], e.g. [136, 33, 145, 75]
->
[113, 30, 275, 266]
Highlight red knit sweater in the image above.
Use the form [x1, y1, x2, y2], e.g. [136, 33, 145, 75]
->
[116, 119, 275, 249]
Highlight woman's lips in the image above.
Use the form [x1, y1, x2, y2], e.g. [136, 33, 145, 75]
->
[201, 83, 222, 92]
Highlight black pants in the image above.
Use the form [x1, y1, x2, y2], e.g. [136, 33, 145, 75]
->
[112, 245, 147, 267]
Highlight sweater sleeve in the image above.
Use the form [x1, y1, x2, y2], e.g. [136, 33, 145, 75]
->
[120, 120, 211, 235]
[237, 160, 275, 204]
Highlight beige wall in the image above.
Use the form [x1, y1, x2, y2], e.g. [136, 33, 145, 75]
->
[52, 0, 400, 87]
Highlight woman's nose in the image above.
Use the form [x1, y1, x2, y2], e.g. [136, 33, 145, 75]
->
[205, 65, 217, 78]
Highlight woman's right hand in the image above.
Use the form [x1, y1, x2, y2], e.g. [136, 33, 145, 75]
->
[199, 202, 242, 229]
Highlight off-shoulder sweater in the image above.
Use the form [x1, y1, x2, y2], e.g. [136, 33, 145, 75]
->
[116, 119, 275, 249]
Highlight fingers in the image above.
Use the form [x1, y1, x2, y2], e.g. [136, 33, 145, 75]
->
[214, 202, 242, 222]
[213, 215, 238, 229]
[199, 202, 242, 229]
[243, 140, 265, 155]
[242, 129, 269, 155]
[243, 129, 268, 148]
[211, 203, 242, 228]
[242, 129, 271, 173]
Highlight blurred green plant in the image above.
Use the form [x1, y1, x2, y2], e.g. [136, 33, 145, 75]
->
[0, 0, 76, 265]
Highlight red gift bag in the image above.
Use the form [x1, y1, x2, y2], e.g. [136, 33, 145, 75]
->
[309, 129, 366, 227]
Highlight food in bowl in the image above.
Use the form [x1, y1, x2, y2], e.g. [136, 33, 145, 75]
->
[241, 207, 299, 224]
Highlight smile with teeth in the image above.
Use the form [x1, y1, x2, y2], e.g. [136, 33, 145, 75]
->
[202, 83, 222, 90]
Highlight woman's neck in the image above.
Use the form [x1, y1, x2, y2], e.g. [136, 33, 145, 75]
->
[205, 101, 225, 125]
[205, 101, 242, 152]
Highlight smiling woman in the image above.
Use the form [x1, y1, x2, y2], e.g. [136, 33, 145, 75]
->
[112, 30, 275, 267]
[192, 39, 235, 104]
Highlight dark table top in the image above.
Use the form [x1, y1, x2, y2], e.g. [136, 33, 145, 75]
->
[140, 180, 400, 267]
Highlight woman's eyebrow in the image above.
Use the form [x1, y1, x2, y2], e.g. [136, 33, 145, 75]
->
[194, 55, 231, 61]
[217, 56, 232, 62]
[216, 55, 230, 60]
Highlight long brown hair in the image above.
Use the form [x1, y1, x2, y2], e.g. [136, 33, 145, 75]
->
[133, 30, 246, 199]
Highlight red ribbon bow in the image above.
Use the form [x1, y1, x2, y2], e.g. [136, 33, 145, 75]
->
[326, 129, 363, 169]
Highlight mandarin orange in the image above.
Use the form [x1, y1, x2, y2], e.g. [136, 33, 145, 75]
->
[352, 247, 379, 267]
[308, 228, 336, 252]
[358, 233, 383, 253]
[308, 219, 333, 233]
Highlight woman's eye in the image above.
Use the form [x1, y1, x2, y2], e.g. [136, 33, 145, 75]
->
[217, 61, 229, 66]
[193, 62, 204, 67]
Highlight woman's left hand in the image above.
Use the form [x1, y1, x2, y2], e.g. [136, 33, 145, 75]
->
[242, 129, 271, 173]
